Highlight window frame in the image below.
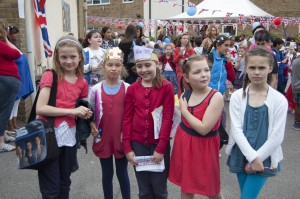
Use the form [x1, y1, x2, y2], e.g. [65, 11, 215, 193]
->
[123, 0, 134, 3]
[87, 0, 110, 5]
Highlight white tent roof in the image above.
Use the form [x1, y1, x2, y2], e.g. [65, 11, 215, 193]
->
[170, 0, 273, 20]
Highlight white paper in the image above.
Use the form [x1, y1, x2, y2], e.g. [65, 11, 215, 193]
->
[18, 0, 25, 18]
[135, 156, 165, 172]
[152, 95, 181, 139]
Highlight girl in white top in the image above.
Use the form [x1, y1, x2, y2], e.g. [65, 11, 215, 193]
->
[226, 47, 288, 199]
[83, 30, 106, 87]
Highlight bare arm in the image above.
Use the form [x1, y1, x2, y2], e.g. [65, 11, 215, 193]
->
[180, 92, 224, 135]
[36, 87, 92, 119]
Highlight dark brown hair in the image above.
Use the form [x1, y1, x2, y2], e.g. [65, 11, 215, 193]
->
[181, 54, 207, 91]
[120, 24, 136, 44]
[82, 29, 101, 48]
[242, 47, 273, 97]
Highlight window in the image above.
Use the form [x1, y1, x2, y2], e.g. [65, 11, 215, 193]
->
[222, 25, 237, 37]
[87, 0, 110, 5]
[123, 0, 134, 3]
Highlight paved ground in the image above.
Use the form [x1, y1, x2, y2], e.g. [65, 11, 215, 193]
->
[1, 102, 300, 199]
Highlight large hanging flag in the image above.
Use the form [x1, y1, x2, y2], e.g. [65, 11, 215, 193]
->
[32, 0, 53, 58]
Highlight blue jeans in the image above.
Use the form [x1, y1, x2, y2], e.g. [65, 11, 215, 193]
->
[100, 156, 131, 199]
[237, 173, 268, 199]
[0, 75, 21, 136]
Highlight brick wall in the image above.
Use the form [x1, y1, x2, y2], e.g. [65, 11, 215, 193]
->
[87, 0, 143, 29]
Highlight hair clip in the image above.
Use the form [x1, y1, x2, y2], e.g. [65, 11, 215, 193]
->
[183, 58, 189, 65]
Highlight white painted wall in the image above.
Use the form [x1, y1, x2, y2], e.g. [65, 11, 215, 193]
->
[29, 0, 79, 71]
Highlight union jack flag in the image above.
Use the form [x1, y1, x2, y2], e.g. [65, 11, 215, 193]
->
[33, 0, 53, 58]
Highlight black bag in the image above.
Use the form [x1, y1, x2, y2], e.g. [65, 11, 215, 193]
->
[75, 98, 94, 153]
[15, 69, 59, 170]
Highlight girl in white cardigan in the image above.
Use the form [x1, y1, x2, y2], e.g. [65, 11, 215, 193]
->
[226, 47, 288, 199]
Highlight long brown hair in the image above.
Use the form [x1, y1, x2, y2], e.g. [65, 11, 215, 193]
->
[176, 33, 192, 49]
[120, 24, 136, 44]
[242, 47, 273, 97]
[53, 36, 85, 78]
[0, 19, 8, 41]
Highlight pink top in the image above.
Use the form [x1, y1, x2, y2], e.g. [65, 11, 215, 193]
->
[39, 71, 89, 128]
[92, 83, 126, 158]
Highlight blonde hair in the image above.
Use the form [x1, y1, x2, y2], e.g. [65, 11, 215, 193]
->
[0, 19, 8, 41]
[53, 36, 85, 78]
[205, 25, 219, 38]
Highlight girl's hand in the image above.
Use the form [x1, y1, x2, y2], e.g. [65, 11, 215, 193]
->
[179, 96, 188, 116]
[91, 65, 101, 72]
[90, 122, 98, 137]
[245, 163, 256, 174]
[153, 151, 164, 164]
[250, 157, 264, 172]
[125, 151, 138, 166]
[73, 106, 93, 119]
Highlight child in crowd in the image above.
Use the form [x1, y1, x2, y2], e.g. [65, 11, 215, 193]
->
[233, 45, 248, 90]
[226, 47, 288, 199]
[36, 36, 93, 198]
[193, 37, 203, 55]
[122, 45, 174, 199]
[169, 55, 224, 199]
[174, 33, 195, 96]
[82, 30, 106, 87]
[291, 54, 300, 130]
[207, 35, 235, 149]
[159, 44, 178, 94]
[89, 47, 131, 199]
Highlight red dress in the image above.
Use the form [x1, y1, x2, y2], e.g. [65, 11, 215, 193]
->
[169, 89, 221, 196]
[92, 83, 125, 159]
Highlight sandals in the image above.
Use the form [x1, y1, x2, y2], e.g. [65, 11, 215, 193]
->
[4, 135, 15, 143]
[0, 144, 16, 153]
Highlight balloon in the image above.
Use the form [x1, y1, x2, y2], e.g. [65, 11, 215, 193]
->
[138, 22, 144, 28]
[187, 6, 197, 16]
[164, 37, 170, 44]
[117, 25, 123, 29]
[273, 17, 282, 26]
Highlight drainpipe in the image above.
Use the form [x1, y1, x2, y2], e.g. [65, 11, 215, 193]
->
[25, 0, 37, 102]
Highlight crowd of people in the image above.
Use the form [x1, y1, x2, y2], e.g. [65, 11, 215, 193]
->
[2, 18, 299, 199]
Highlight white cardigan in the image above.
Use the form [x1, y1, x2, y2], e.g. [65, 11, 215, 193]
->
[226, 86, 288, 169]
[88, 81, 130, 128]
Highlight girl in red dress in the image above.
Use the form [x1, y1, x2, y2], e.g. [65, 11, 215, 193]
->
[173, 33, 195, 97]
[89, 47, 131, 199]
[169, 54, 224, 199]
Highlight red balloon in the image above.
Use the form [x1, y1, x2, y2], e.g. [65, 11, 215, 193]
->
[118, 25, 123, 29]
[273, 17, 282, 26]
